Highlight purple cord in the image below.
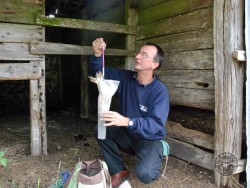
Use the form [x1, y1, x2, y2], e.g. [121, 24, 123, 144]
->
[102, 47, 105, 78]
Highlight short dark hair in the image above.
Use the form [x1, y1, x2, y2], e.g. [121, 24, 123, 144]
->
[145, 42, 164, 69]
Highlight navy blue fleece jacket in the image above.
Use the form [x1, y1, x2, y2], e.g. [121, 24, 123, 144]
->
[89, 56, 169, 140]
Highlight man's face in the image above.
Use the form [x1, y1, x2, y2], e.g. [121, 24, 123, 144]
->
[134, 45, 159, 71]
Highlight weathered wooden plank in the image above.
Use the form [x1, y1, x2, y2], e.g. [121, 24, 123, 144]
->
[30, 59, 46, 156]
[166, 121, 214, 150]
[125, 1, 137, 70]
[0, 0, 43, 24]
[30, 41, 135, 56]
[166, 137, 214, 170]
[36, 15, 136, 35]
[37, 58, 47, 155]
[0, 43, 42, 60]
[30, 41, 92, 55]
[162, 49, 214, 70]
[246, 0, 250, 184]
[136, 0, 213, 12]
[214, 0, 244, 186]
[0, 23, 43, 43]
[81, 56, 89, 119]
[138, 0, 213, 24]
[138, 7, 213, 39]
[80, 11, 89, 119]
[30, 79, 42, 156]
[158, 70, 214, 90]
[0, 63, 42, 80]
[137, 29, 213, 52]
[168, 87, 215, 110]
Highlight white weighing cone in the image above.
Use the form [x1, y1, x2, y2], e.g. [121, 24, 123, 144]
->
[89, 72, 120, 139]
[119, 180, 132, 188]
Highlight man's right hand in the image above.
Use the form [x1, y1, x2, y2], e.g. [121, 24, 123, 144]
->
[92, 38, 106, 57]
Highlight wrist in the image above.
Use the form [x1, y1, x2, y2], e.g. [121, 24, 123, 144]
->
[94, 52, 102, 57]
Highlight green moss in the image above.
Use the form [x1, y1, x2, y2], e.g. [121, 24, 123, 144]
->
[11, 0, 21, 4]
[37, 16, 65, 26]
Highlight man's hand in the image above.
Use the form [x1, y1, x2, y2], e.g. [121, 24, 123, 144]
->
[101, 111, 129, 126]
[92, 38, 106, 57]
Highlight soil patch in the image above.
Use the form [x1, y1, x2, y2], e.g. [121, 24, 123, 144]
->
[0, 108, 240, 188]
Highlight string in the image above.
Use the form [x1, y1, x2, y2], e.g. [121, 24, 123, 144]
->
[102, 47, 105, 78]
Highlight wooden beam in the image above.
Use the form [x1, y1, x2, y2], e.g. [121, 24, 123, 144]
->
[163, 49, 214, 70]
[30, 79, 42, 155]
[39, 58, 47, 155]
[137, 28, 213, 52]
[30, 41, 135, 56]
[125, 0, 137, 70]
[138, 7, 213, 40]
[166, 121, 214, 150]
[80, 11, 89, 119]
[214, 0, 244, 186]
[166, 137, 214, 170]
[30, 59, 47, 156]
[0, 43, 42, 61]
[36, 15, 136, 35]
[168, 87, 214, 110]
[137, 0, 213, 16]
[245, 0, 250, 184]
[0, 23, 43, 43]
[0, 63, 42, 80]
[158, 70, 214, 90]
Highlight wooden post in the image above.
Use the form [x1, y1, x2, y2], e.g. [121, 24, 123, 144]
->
[80, 9, 89, 119]
[30, 59, 47, 155]
[214, 0, 244, 186]
[245, 0, 250, 185]
[125, 0, 137, 70]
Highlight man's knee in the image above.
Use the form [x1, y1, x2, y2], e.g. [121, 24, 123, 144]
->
[134, 166, 158, 184]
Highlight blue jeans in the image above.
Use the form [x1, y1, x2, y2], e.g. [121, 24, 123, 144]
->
[94, 126, 164, 184]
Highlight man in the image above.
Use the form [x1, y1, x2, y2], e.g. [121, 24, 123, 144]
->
[89, 38, 169, 187]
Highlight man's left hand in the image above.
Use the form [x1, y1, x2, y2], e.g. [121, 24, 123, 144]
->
[101, 111, 129, 127]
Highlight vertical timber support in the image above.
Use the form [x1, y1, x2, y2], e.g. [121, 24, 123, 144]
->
[214, 0, 244, 186]
[245, 0, 250, 185]
[125, 0, 137, 70]
[30, 59, 47, 155]
[30, 0, 47, 156]
[80, 9, 89, 119]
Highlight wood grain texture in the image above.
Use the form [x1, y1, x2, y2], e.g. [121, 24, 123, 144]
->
[214, 0, 244, 186]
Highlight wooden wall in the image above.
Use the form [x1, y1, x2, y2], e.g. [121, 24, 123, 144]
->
[0, 0, 47, 112]
[136, 0, 214, 110]
[0, 0, 47, 155]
